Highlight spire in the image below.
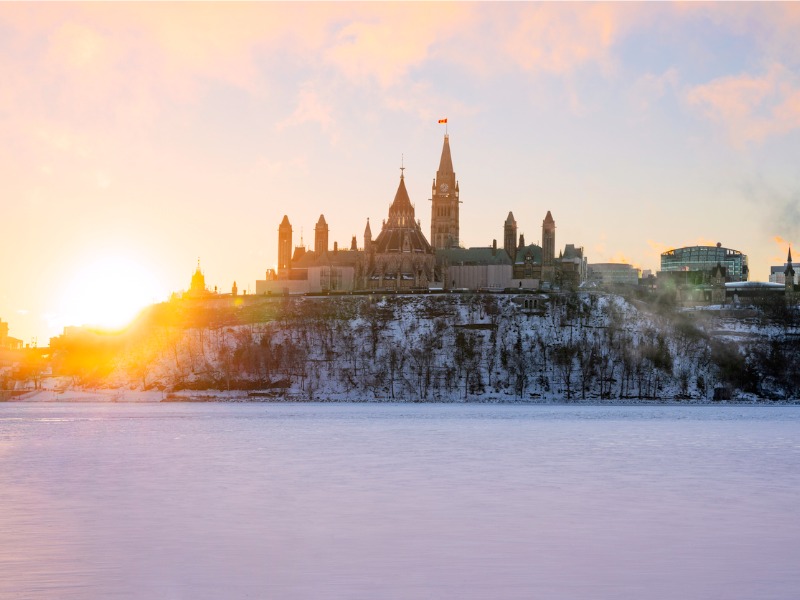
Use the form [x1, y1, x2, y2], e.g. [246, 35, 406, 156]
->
[438, 134, 453, 176]
[786, 246, 795, 279]
[390, 174, 414, 215]
[505, 211, 516, 225]
[543, 210, 555, 225]
[364, 218, 372, 238]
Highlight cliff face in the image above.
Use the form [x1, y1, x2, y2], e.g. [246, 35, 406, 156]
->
[46, 292, 800, 401]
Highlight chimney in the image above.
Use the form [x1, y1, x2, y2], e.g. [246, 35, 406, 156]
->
[492, 239, 497, 256]
[333, 241, 338, 253]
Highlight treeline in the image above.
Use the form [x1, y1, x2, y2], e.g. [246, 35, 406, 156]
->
[28, 292, 800, 400]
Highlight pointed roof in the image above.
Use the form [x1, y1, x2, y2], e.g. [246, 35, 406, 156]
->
[505, 211, 516, 225]
[786, 246, 795, 277]
[543, 210, 555, 224]
[364, 218, 372, 238]
[514, 243, 543, 265]
[279, 215, 291, 228]
[373, 173, 433, 255]
[437, 134, 454, 176]
[316, 214, 327, 227]
[390, 174, 414, 216]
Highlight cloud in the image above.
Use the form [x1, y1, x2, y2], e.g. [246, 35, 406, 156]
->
[686, 64, 800, 146]
[743, 178, 800, 243]
[607, 252, 638, 268]
[772, 235, 794, 263]
[251, 155, 309, 179]
[647, 239, 672, 256]
[276, 85, 338, 141]
[630, 68, 680, 113]
[675, 3, 800, 66]
[324, 4, 474, 87]
[382, 80, 480, 123]
[501, 3, 637, 75]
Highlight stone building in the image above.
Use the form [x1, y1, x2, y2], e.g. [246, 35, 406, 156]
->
[430, 134, 460, 249]
[257, 169, 437, 294]
[437, 243, 512, 290]
[506, 212, 587, 290]
[367, 171, 437, 290]
[185, 260, 212, 298]
[257, 132, 590, 295]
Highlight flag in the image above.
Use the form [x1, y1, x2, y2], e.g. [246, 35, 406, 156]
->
[438, 118, 447, 124]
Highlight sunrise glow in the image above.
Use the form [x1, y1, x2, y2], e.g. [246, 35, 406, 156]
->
[0, 2, 798, 345]
[57, 255, 164, 331]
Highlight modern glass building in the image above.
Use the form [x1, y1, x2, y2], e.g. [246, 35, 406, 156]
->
[660, 244, 748, 281]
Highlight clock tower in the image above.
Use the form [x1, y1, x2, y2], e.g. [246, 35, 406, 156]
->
[430, 134, 460, 249]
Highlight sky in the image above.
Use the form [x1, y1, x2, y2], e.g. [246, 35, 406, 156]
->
[1, 2, 800, 346]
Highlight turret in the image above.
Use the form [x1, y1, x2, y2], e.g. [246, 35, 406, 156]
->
[364, 218, 373, 253]
[190, 259, 206, 295]
[542, 211, 556, 266]
[504, 211, 517, 262]
[314, 214, 328, 257]
[785, 246, 795, 295]
[278, 215, 292, 277]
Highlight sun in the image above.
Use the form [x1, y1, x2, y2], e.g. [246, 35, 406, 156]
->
[59, 255, 165, 331]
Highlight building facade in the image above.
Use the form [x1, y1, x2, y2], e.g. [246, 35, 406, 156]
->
[505, 212, 587, 289]
[588, 263, 641, 286]
[257, 133, 591, 295]
[660, 244, 748, 282]
[368, 171, 437, 289]
[437, 245, 512, 290]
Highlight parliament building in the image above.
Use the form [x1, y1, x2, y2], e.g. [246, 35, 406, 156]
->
[256, 134, 587, 295]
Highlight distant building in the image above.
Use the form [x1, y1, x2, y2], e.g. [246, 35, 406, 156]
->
[505, 212, 587, 290]
[559, 244, 588, 289]
[660, 244, 748, 282]
[185, 260, 213, 298]
[257, 133, 590, 295]
[0, 319, 23, 351]
[437, 244, 512, 290]
[769, 262, 800, 285]
[588, 263, 640, 286]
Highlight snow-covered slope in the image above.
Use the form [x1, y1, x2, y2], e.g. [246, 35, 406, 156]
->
[83, 292, 800, 402]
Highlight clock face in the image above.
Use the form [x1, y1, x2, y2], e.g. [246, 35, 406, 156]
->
[439, 183, 449, 193]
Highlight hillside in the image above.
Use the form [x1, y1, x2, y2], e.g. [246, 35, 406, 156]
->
[34, 291, 800, 402]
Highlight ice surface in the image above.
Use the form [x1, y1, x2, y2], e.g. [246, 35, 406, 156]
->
[1, 403, 799, 599]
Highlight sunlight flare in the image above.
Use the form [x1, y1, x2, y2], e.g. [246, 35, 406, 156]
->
[58, 255, 163, 330]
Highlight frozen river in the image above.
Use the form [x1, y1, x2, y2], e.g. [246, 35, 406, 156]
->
[1, 403, 799, 599]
